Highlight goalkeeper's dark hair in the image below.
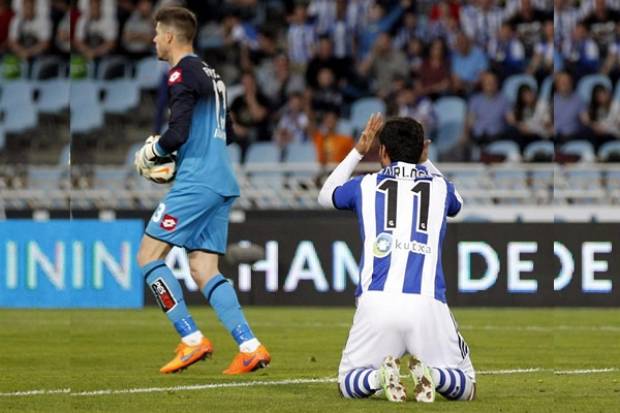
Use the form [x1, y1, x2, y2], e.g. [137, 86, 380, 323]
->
[154, 6, 197, 44]
[378, 117, 425, 164]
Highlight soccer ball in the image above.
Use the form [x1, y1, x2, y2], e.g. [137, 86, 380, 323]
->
[144, 154, 177, 184]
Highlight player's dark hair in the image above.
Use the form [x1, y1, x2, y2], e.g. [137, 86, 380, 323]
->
[378, 117, 425, 164]
[154, 6, 197, 44]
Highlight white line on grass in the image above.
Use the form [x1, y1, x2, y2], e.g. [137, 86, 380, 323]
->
[1, 368, 617, 398]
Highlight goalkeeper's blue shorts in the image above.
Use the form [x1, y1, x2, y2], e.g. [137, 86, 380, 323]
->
[145, 186, 236, 254]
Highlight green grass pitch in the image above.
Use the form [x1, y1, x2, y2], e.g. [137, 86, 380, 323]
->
[0, 307, 618, 412]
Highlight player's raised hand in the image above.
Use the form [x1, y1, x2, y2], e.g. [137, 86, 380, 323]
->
[356, 112, 384, 155]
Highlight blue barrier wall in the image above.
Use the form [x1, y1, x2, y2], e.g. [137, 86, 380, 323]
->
[0, 220, 144, 308]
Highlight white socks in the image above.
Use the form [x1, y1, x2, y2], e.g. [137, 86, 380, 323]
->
[240, 338, 261, 353]
[181, 330, 204, 346]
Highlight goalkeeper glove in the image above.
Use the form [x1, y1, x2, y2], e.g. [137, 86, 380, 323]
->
[135, 135, 162, 176]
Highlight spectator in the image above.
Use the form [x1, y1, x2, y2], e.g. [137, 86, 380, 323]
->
[274, 92, 310, 149]
[230, 71, 271, 158]
[0, 0, 13, 53]
[356, 0, 410, 59]
[419, 38, 452, 98]
[527, 19, 554, 81]
[395, 80, 437, 139]
[562, 22, 600, 80]
[506, 84, 546, 149]
[553, 71, 585, 143]
[580, 84, 620, 148]
[305, 35, 349, 89]
[287, 3, 316, 70]
[55, 9, 71, 55]
[394, 11, 425, 50]
[554, 0, 579, 46]
[427, 0, 460, 41]
[308, 0, 337, 35]
[450, 31, 489, 95]
[582, 0, 620, 52]
[259, 53, 305, 111]
[601, 24, 620, 79]
[241, 27, 277, 73]
[121, 0, 155, 58]
[73, 0, 118, 61]
[459, 0, 505, 50]
[328, 0, 355, 58]
[488, 22, 526, 80]
[506, 0, 549, 53]
[358, 32, 408, 98]
[464, 71, 511, 150]
[310, 108, 355, 165]
[404, 37, 424, 76]
[7, 0, 51, 62]
[309, 67, 344, 114]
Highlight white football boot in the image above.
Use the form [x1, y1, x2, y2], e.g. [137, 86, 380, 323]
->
[378, 356, 407, 402]
[408, 356, 435, 402]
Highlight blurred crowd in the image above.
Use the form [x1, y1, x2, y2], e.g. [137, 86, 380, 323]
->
[1, 0, 619, 163]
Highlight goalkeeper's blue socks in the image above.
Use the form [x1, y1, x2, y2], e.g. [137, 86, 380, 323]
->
[201, 274, 260, 352]
[431, 367, 475, 400]
[142, 260, 204, 346]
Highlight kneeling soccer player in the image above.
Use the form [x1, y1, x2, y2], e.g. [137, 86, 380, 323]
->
[318, 114, 476, 402]
[135, 6, 270, 375]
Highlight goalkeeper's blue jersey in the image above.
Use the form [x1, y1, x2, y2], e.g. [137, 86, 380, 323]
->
[331, 163, 463, 303]
[158, 54, 239, 197]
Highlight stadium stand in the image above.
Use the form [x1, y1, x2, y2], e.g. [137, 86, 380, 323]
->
[0, 0, 618, 222]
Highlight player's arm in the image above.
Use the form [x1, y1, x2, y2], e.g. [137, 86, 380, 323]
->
[318, 113, 383, 208]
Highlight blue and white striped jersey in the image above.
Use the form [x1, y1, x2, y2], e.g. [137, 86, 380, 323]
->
[333, 162, 462, 303]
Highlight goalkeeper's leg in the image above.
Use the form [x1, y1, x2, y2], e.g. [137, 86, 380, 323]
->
[188, 250, 270, 374]
[138, 235, 212, 374]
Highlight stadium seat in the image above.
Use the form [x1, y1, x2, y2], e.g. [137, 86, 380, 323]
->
[135, 57, 167, 90]
[227, 143, 241, 164]
[523, 140, 554, 162]
[70, 102, 104, 134]
[125, 143, 142, 167]
[101, 80, 140, 114]
[284, 142, 316, 163]
[577, 75, 612, 104]
[96, 56, 132, 80]
[27, 166, 62, 190]
[559, 140, 596, 163]
[4, 103, 37, 133]
[94, 166, 129, 190]
[484, 140, 521, 162]
[70, 79, 100, 107]
[36, 79, 69, 114]
[433, 97, 466, 155]
[350, 98, 386, 134]
[598, 140, 620, 162]
[492, 168, 528, 190]
[502, 74, 537, 103]
[336, 119, 354, 137]
[0, 80, 35, 110]
[30, 55, 67, 80]
[246, 142, 281, 163]
[539, 76, 553, 101]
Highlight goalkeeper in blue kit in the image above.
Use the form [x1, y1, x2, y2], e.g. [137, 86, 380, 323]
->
[134, 6, 270, 374]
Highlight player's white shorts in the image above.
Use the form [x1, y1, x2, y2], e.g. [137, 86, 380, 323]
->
[338, 291, 475, 382]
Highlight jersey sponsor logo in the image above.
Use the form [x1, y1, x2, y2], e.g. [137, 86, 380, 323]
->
[151, 277, 177, 312]
[373, 232, 393, 258]
[372, 232, 432, 258]
[168, 69, 183, 85]
[160, 214, 178, 231]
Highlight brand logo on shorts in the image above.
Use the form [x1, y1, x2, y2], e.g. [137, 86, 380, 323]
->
[160, 214, 178, 231]
[168, 69, 182, 85]
[151, 278, 177, 313]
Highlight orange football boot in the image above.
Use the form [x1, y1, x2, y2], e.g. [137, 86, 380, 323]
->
[160, 338, 213, 374]
[223, 345, 271, 375]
